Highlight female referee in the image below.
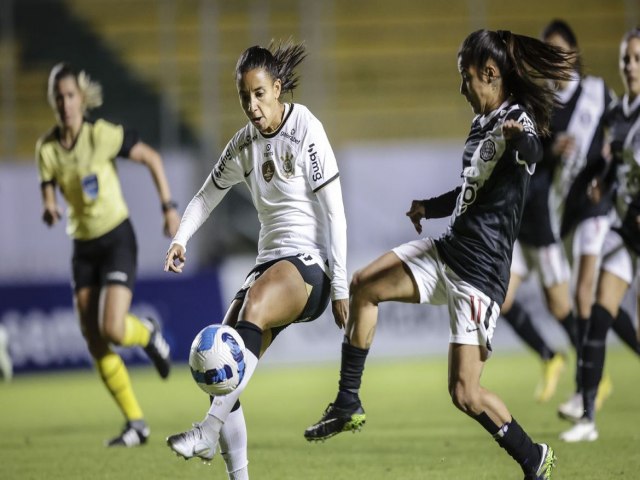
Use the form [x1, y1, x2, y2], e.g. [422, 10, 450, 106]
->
[164, 40, 348, 480]
[36, 63, 180, 447]
[304, 30, 573, 480]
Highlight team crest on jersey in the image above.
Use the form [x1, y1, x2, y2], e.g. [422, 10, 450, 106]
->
[479, 140, 496, 161]
[81, 173, 99, 199]
[280, 151, 295, 178]
[262, 160, 275, 182]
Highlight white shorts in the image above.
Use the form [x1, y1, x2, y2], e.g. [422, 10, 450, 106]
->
[510, 240, 571, 288]
[392, 238, 499, 355]
[570, 215, 611, 258]
[600, 229, 639, 285]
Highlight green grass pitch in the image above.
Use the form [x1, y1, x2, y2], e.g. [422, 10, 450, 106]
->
[1, 347, 638, 479]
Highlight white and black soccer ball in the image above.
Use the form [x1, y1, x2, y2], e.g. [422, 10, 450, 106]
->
[189, 325, 246, 396]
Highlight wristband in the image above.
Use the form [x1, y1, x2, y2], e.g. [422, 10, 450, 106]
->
[161, 200, 178, 213]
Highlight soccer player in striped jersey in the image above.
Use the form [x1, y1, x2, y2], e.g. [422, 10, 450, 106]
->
[164, 41, 348, 480]
[560, 27, 640, 443]
[304, 30, 574, 480]
[37, 63, 180, 446]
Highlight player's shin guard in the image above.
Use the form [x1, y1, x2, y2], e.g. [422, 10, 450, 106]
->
[96, 351, 143, 420]
[474, 413, 541, 474]
[335, 337, 369, 407]
[220, 405, 249, 480]
[582, 304, 613, 420]
[503, 302, 555, 361]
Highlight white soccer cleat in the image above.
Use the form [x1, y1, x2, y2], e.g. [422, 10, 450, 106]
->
[559, 420, 598, 443]
[166, 422, 218, 462]
[557, 393, 583, 423]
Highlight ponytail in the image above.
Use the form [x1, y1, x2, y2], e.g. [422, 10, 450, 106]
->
[459, 30, 574, 135]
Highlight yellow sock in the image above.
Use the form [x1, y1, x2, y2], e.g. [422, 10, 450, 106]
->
[96, 351, 143, 421]
[121, 313, 151, 347]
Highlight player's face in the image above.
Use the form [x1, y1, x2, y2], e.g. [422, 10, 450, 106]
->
[458, 59, 500, 115]
[237, 68, 283, 134]
[53, 76, 84, 129]
[620, 36, 640, 99]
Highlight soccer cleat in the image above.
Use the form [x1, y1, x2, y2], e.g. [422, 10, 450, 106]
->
[534, 353, 566, 403]
[106, 420, 150, 447]
[559, 419, 598, 442]
[166, 422, 217, 462]
[524, 443, 556, 480]
[142, 317, 171, 379]
[557, 393, 583, 423]
[304, 402, 366, 442]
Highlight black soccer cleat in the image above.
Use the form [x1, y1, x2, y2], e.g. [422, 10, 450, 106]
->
[304, 402, 366, 442]
[142, 317, 171, 379]
[106, 420, 150, 447]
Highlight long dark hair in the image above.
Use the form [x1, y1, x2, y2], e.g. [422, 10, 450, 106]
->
[541, 19, 582, 76]
[235, 39, 307, 95]
[458, 29, 574, 136]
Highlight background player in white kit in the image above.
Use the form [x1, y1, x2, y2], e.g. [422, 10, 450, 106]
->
[163, 40, 349, 480]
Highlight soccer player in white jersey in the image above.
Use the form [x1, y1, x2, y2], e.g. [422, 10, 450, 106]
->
[559, 27, 640, 443]
[304, 30, 574, 480]
[163, 41, 348, 479]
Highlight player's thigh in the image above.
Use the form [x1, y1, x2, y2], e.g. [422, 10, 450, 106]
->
[595, 270, 629, 316]
[99, 284, 133, 337]
[351, 251, 420, 304]
[74, 286, 107, 351]
[240, 260, 309, 329]
[598, 231, 633, 315]
[448, 343, 485, 395]
[542, 281, 571, 320]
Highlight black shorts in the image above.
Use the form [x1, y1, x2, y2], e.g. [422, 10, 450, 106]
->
[72, 219, 137, 292]
[233, 253, 332, 334]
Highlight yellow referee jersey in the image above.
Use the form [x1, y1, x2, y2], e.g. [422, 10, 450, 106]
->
[36, 119, 130, 240]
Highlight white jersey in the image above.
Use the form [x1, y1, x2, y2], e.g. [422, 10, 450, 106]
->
[173, 103, 348, 300]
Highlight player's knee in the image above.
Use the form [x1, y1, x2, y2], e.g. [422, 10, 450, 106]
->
[449, 381, 481, 414]
[350, 269, 377, 303]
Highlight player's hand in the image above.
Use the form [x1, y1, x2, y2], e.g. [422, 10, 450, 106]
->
[406, 200, 426, 234]
[163, 208, 181, 238]
[42, 205, 62, 227]
[164, 243, 186, 273]
[502, 119, 525, 140]
[552, 132, 577, 160]
[587, 177, 602, 204]
[331, 298, 349, 329]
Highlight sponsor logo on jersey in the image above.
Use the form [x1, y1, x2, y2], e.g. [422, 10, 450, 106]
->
[280, 151, 295, 178]
[213, 148, 232, 179]
[238, 134, 258, 152]
[280, 128, 301, 144]
[81, 174, 99, 200]
[263, 143, 274, 158]
[517, 112, 536, 135]
[308, 143, 323, 182]
[262, 160, 275, 182]
[479, 140, 495, 161]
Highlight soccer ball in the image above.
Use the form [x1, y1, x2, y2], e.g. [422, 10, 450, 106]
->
[189, 325, 246, 396]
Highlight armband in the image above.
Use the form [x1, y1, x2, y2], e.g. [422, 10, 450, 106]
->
[161, 200, 178, 213]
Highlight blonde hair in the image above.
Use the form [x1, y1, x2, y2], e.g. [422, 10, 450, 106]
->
[47, 62, 103, 114]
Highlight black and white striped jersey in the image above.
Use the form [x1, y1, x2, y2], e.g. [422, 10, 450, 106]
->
[607, 95, 640, 255]
[548, 76, 614, 238]
[434, 101, 542, 304]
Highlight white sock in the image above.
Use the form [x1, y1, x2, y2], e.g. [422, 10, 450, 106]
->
[220, 406, 249, 479]
[207, 350, 259, 424]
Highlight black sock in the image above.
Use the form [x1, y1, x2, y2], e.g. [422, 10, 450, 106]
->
[503, 302, 555, 361]
[473, 413, 541, 474]
[559, 312, 578, 349]
[611, 307, 640, 356]
[235, 320, 263, 357]
[582, 304, 613, 419]
[336, 338, 369, 407]
[574, 317, 589, 392]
